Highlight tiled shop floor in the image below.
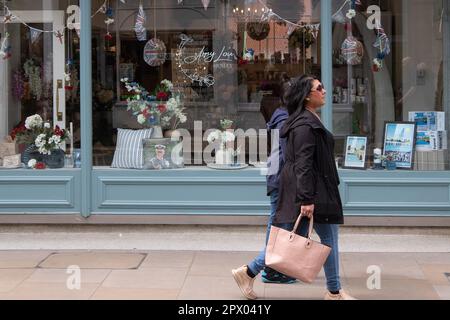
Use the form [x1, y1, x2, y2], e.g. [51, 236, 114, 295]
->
[0, 251, 448, 300]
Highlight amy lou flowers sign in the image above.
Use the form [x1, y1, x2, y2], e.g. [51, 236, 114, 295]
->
[121, 78, 187, 130]
[11, 114, 69, 155]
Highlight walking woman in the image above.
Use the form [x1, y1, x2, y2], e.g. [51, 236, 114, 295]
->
[274, 75, 356, 300]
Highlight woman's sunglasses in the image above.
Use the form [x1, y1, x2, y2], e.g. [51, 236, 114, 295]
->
[312, 84, 325, 93]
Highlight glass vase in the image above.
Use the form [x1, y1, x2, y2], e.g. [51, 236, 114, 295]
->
[44, 149, 65, 169]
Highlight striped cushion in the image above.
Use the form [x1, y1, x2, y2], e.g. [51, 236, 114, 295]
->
[111, 129, 153, 169]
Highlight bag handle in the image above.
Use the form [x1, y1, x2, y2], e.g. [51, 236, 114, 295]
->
[291, 214, 314, 240]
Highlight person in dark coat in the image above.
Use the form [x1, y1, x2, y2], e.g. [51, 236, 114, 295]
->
[274, 75, 356, 300]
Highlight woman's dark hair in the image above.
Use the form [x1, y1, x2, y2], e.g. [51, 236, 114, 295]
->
[279, 72, 291, 107]
[284, 74, 316, 116]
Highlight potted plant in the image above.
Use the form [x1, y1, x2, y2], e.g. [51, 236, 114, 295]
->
[11, 114, 69, 168]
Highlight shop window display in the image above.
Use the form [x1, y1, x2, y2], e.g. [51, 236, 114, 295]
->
[1, 0, 448, 172]
[331, 0, 448, 171]
[0, 0, 81, 169]
[92, 0, 322, 168]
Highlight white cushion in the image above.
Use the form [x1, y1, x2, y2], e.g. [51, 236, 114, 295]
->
[111, 128, 153, 169]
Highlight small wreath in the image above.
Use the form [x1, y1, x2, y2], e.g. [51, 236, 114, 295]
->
[246, 22, 271, 41]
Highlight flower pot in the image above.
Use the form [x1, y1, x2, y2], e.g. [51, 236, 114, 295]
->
[44, 149, 65, 169]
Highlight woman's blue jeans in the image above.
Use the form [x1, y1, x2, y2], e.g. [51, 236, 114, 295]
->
[247, 190, 342, 292]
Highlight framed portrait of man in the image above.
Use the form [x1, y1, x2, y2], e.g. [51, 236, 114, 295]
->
[142, 138, 184, 170]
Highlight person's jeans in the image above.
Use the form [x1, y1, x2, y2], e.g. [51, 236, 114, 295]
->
[247, 190, 292, 276]
[296, 220, 342, 292]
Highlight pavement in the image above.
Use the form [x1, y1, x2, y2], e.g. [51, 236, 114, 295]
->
[0, 225, 449, 300]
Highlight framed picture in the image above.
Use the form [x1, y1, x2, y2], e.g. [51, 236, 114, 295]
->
[142, 138, 184, 170]
[382, 122, 417, 170]
[343, 135, 368, 170]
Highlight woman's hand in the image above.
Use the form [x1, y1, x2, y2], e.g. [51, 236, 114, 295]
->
[300, 205, 315, 218]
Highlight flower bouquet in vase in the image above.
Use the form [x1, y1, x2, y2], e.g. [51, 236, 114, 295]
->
[11, 114, 69, 169]
[121, 79, 187, 139]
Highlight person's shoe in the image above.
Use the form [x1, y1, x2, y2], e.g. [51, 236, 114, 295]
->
[231, 265, 258, 300]
[261, 268, 297, 284]
[324, 290, 357, 300]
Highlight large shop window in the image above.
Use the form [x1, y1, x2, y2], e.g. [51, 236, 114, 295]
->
[332, 0, 448, 171]
[91, 0, 322, 169]
[0, 0, 80, 170]
[2, 0, 448, 173]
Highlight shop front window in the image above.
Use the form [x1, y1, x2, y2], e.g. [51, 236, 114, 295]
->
[0, 0, 80, 169]
[92, 0, 322, 169]
[332, 0, 448, 171]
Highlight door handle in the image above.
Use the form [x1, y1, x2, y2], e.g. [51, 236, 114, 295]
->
[56, 79, 63, 121]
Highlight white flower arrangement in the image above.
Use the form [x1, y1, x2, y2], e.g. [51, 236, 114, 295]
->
[121, 78, 187, 130]
[25, 114, 43, 130]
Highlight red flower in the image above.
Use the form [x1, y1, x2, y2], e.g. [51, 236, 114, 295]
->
[35, 162, 46, 170]
[156, 92, 169, 101]
[54, 125, 65, 137]
[157, 104, 167, 113]
[9, 123, 26, 140]
[142, 109, 149, 118]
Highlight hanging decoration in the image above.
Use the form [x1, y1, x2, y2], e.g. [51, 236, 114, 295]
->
[54, 30, 64, 45]
[0, 32, 12, 60]
[232, 1, 320, 39]
[372, 26, 390, 72]
[246, 22, 270, 41]
[3, 7, 14, 23]
[143, 0, 166, 67]
[309, 24, 321, 39]
[144, 38, 166, 67]
[134, 1, 147, 41]
[289, 24, 316, 50]
[104, 0, 114, 41]
[2, 0, 112, 55]
[341, 31, 364, 65]
[201, 0, 210, 11]
[29, 28, 42, 44]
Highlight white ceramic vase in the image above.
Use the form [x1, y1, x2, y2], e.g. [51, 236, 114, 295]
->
[215, 147, 233, 165]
